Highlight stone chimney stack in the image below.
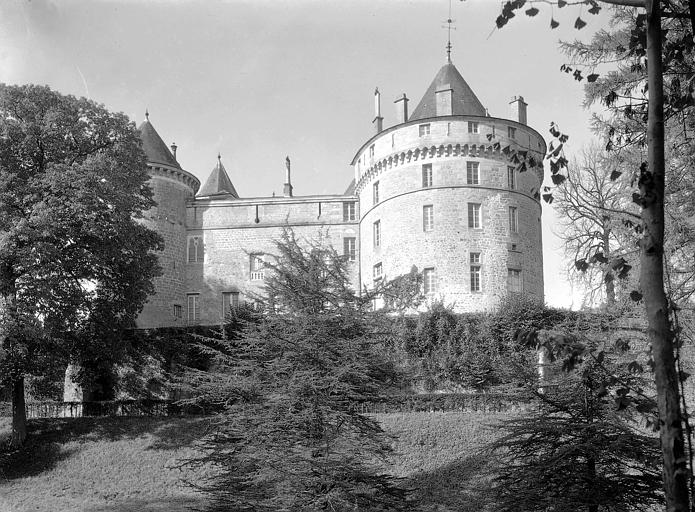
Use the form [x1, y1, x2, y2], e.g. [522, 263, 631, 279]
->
[373, 87, 383, 134]
[170, 142, 177, 160]
[283, 156, 293, 197]
[394, 93, 409, 124]
[510, 96, 528, 125]
[435, 84, 453, 116]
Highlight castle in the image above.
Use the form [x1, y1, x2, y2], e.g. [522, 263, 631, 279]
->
[136, 57, 546, 329]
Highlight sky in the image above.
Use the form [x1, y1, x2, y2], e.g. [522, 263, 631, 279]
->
[0, 0, 614, 309]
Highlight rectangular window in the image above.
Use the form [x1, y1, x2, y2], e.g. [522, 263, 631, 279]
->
[373, 181, 380, 204]
[508, 126, 517, 139]
[422, 163, 433, 188]
[423, 205, 434, 232]
[466, 161, 480, 185]
[222, 291, 240, 317]
[187, 294, 200, 322]
[343, 237, 356, 261]
[173, 304, 183, 319]
[508, 269, 522, 293]
[373, 220, 381, 248]
[509, 206, 518, 233]
[419, 123, 431, 136]
[470, 253, 481, 292]
[468, 203, 482, 229]
[369, 144, 375, 159]
[468, 121, 479, 134]
[343, 201, 356, 221]
[507, 166, 516, 189]
[250, 254, 265, 281]
[423, 267, 436, 294]
[187, 236, 204, 263]
[373, 262, 383, 281]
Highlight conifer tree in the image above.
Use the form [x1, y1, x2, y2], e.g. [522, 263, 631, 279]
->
[188, 230, 408, 511]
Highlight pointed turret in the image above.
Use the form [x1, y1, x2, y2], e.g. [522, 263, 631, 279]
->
[409, 62, 486, 121]
[198, 154, 239, 198]
[138, 113, 181, 168]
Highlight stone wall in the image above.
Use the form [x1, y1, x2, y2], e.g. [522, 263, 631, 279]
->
[184, 195, 359, 325]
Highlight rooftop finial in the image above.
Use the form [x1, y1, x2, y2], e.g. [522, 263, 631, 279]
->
[443, 0, 456, 63]
[218, 152, 221, 162]
[145, 109, 149, 121]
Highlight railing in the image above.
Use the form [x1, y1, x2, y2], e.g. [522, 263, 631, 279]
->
[250, 271, 265, 281]
[19, 399, 204, 419]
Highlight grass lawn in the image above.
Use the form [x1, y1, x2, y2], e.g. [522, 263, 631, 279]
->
[0, 411, 510, 512]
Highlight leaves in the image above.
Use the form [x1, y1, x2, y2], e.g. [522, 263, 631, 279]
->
[550, 18, 559, 29]
[610, 169, 622, 181]
[525, 7, 539, 17]
[630, 290, 643, 302]
[587, 73, 599, 83]
[574, 17, 587, 30]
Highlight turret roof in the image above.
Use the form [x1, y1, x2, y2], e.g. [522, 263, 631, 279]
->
[198, 156, 239, 198]
[409, 62, 486, 121]
[137, 116, 180, 168]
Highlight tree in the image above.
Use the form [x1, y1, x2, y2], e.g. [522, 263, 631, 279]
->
[553, 143, 639, 305]
[185, 230, 408, 511]
[489, 355, 663, 512]
[0, 84, 162, 447]
[495, 1, 693, 509]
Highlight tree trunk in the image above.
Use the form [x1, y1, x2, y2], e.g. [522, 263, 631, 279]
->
[11, 376, 27, 448]
[642, 1, 690, 510]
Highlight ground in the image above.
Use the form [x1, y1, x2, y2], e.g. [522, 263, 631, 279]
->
[0, 411, 509, 512]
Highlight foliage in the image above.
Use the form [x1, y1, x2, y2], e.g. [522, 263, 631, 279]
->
[489, 357, 662, 512]
[186, 230, 409, 511]
[0, 84, 162, 443]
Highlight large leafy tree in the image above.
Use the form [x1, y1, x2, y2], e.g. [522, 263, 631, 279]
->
[186, 230, 408, 511]
[0, 84, 162, 446]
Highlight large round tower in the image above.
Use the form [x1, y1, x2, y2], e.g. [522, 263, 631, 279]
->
[136, 115, 200, 328]
[353, 62, 545, 312]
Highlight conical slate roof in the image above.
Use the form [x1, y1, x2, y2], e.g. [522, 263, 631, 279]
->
[409, 62, 486, 121]
[198, 156, 239, 198]
[138, 117, 180, 168]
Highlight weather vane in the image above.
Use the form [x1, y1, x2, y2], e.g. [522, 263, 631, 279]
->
[442, 0, 457, 63]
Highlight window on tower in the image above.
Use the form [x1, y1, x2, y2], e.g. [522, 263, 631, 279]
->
[466, 162, 480, 185]
[508, 126, 517, 139]
[468, 121, 479, 134]
[509, 206, 519, 234]
[508, 269, 522, 293]
[373, 220, 381, 248]
[423, 267, 437, 294]
[422, 164, 433, 188]
[507, 166, 516, 189]
[423, 205, 434, 232]
[373, 181, 380, 204]
[470, 253, 482, 292]
[373, 262, 383, 281]
[419, 124, 431, 137]
[468, 203, 482, 229]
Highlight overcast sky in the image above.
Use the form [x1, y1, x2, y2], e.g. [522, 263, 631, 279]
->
[0, 0, 613, 309]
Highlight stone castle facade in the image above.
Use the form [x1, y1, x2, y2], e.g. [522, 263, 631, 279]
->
[136, 60, 546, 329]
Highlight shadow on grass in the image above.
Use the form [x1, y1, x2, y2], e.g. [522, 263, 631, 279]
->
[406, 453, 496, 512]
[85, 496, 208, 512]
[0, 416, 211, 481]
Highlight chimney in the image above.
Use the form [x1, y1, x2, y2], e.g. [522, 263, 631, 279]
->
[510, 96, 528, 125]
[373, 87, 384, 134]
[283, 156, 293, 197]
[435, 84, 453, 116]
[170, 142, 177, 160]
[394, 93, 409, 124]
